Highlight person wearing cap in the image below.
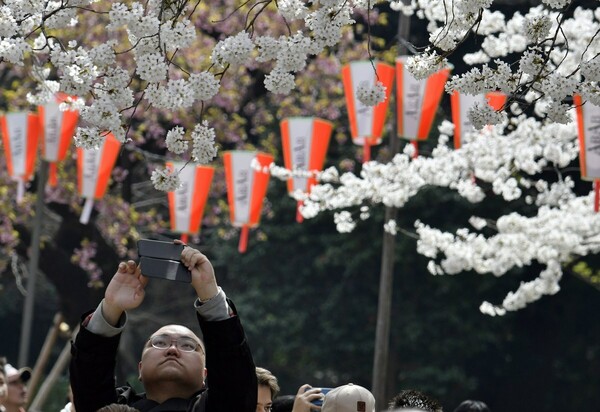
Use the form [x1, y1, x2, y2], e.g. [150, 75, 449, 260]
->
[1, 364, 31, 412]
[320, 383, 376, 412]
[69, 244, 256, 412]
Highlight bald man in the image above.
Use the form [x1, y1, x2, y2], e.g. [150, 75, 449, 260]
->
[69, 243, 256, 412]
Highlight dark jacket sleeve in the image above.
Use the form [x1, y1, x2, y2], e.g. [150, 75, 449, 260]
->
[199, 299, 257, 412]
[69, 311, 121, 412]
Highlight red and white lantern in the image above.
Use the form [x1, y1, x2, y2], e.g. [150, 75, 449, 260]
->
[0, 112, 40, 203]
[451, 91, 506, 148]
[341, 60, 395, 162]
[223, 151, 274, 253]
[280, 117, 333, 222]
[167, 161, 214, 243]
[38, 93, 79, 186]
[574, 95, 600, 212]
[77, 133, 121, 224]
[396, 56, 450, 157]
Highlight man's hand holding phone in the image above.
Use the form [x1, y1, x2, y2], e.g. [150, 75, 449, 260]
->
[137, 239, 219, 301]
[103, 260, 148, 326]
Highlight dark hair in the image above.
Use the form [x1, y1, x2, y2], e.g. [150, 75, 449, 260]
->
[0, 356, 6, 376]
[95, 404, 140, 412]
[453, 400, 491, 412]
[388, 389, 443, 412]
[272, 395, 295, 412]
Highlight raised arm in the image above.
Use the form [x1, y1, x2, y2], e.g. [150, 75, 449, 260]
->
[70, 261, 148, 412]
[179, 244, 257, 412]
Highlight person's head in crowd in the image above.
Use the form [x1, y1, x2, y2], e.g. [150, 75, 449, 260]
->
[271, 394, 295, 412]
[96, 404, 140, 412]
[388, 390, 443, 412]
[321, 383, 375, 412]
[390, 409, 428, 412]
[137, 324, 207, 402]
[453, 400, 490, 412]
[256, 367, 280, 412]
[1, 364, 31, 412]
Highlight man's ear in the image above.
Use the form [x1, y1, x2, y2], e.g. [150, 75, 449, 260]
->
[138, 361, 143, 382]
[203, 368, 207, 385]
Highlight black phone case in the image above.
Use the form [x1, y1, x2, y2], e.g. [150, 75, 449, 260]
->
[139, 256, 192, 283]
[138, 239, 184, 261]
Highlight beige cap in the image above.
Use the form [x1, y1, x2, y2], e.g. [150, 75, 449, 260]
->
[321, 383, 376, 412]
[4, 364, 32, 383]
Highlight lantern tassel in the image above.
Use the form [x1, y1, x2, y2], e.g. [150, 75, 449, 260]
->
[296, 200, 304, 223]
[238, 225, 249, 253]
[16, 179, 25, 204]
[180, 233, 189, 244]
[595, 180, 599, 213]
[411, 141, 419, 158]
[48, 163, 58, 187]
[80, 198, 94, 224]
[363, 142, 371, 163]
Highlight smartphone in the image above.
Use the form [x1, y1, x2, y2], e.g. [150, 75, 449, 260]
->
[139, 256, 192, 283]
[308, 388, 332, 407]
[138, 239, 184, 261]
[137, 239, 191, 283]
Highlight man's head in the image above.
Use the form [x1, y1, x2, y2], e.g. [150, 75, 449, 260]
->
[138, 325, 206, 395]
[388, 390, 442, 412]
[321, 383, 375, 412]
[453, 400, 490, 412]
[2, 364, 31, 411]
[256, 367, 279, 412]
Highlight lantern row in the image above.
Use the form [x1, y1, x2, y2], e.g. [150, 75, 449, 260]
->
[1, 59, 598, 254]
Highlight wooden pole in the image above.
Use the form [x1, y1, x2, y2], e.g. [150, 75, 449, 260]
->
[28, 326, 79, 412]
[27, 312, 64, 404]
[18, 161, 48, 367]
[371, 6, 410, 407]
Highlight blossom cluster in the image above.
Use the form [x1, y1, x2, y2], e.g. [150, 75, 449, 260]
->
[394, 1, 600, 128]
[269, 113, 588, 314]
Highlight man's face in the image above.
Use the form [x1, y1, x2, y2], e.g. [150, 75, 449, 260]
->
[138, 325, 206, 390]
[256, 384, 272, 412]
[5, 376, 27, 408]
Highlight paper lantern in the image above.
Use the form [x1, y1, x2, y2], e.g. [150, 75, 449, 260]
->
[38, 93, 79, 186]
[0, 112, 40, 203]
[451, 91, 506, 148]
[396, 56, 450, 157]
[166, 161, 214, 243]
[280, 116, 333, 222]
[223, 150, 274, 253]
[342, 60, 395, 162]
[574, 95, 600, 212]
[77, 133, 121, 224]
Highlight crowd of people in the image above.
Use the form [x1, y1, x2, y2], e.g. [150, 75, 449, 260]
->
[1, 242, 492, 412]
